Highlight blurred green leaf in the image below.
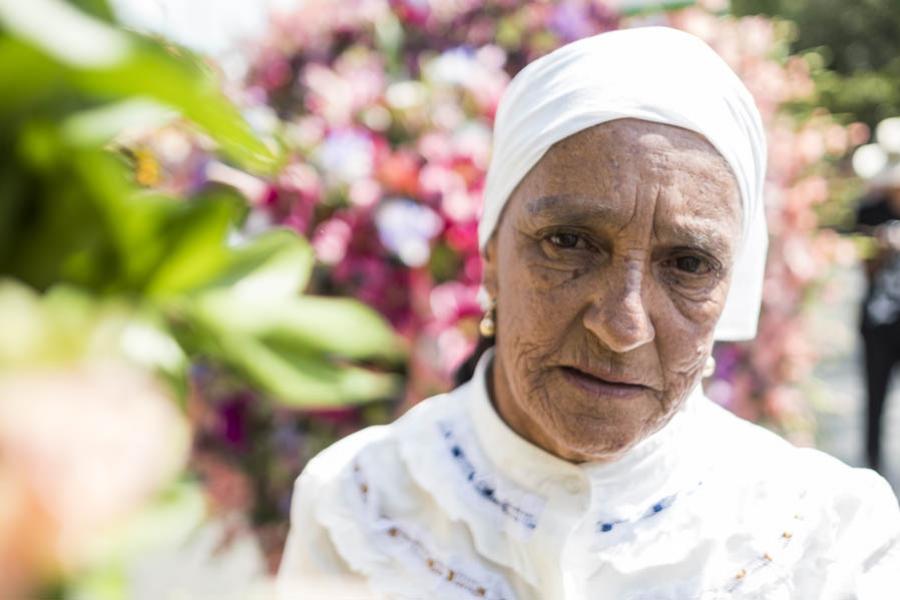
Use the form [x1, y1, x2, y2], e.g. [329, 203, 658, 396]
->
[190, 291, 404, 362]
[68, 0, 115, 22]
[0, 0, 131, 69]
[0, 38, 68, 114]
[0, 280, 185, 383]
[216, 333, 400, 407]
[143, 187, 246, 296]
[0, 0, 404, 417]
[61, 99, 176, 147]
[618, 0, 696, 17]
[0, 0, 281, 174]
[187, 228, 315, 298]
[180, 282, 404, 405]
[74, 40, 282, 174]
[266, 296, 405, 361]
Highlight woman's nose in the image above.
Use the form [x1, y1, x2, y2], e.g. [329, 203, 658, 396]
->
[581, 263, 655, 353]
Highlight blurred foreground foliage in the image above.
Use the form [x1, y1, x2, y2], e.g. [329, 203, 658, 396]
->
[0, 0, 402, 596]
[0, 0, 403, 407]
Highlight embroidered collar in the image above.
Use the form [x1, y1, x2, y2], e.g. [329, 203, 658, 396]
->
[464, 348, 708, 511]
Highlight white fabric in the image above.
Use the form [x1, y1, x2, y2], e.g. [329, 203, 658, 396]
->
[478, 27, 768, 341]
[278, 351, 900, 599]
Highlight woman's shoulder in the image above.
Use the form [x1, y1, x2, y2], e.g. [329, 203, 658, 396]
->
[283, 389, 518, 598]
[708, 400, 887, 481]
[700, 399, 899, 564]
[291, 386, 473, 548]
[702, 398, 895, 498]
[301, 389, 463, 487]
[682, 400, 899, 592]
[300, 423, 392, 483]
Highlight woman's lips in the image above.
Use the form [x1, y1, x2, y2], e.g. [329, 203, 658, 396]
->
[558, 366, 649, 399]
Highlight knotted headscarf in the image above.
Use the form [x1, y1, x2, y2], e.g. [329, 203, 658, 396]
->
[479, 26, 768, 341]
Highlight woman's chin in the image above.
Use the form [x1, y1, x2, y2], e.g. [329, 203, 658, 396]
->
[543, 410, 645, 463]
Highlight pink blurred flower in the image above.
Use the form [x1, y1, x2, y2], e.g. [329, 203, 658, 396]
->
[390, 0, 430, 26]
[0, 362, 189, 571]
[312, 216, 354, 265]
[429, 281, 482, 325]
[444, 219, 479, 255]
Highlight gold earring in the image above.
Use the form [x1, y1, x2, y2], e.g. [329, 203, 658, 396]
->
[479, 300, 496, 338]
[703, 355, 716, 378]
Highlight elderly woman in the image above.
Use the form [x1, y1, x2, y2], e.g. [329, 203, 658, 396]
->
[278, 27, 900, 599]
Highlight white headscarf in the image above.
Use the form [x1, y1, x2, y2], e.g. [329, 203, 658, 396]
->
[479, 26, 768, 341]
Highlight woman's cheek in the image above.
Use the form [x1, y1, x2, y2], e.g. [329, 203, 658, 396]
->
[666, 278, 732, 331]
[661, 340, 707, 380]
[522, 258, 586, 291]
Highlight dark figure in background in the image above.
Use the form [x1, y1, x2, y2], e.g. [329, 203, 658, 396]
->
[856, 172, 900, 472]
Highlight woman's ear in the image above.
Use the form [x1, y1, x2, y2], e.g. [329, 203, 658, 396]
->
[481, 235, 499, 300]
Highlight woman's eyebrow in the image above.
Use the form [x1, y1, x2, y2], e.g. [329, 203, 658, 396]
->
[654, 222, 731, 257]
[526, 195, 732, 255]
[524, 194, 622, 222]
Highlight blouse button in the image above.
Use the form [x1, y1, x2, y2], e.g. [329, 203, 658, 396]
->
[562, 478, 583, 494]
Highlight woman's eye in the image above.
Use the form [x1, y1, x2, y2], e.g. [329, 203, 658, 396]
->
[672, 255, 709, 274]
[547, 232, 583, 249]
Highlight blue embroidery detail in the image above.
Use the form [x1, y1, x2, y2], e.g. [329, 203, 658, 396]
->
[596, 489, 691, 534]
[438, 422, 539, 531]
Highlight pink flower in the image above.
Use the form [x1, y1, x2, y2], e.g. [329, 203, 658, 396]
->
[254, 49, 293, 92]
[444, 219, 479, 255]
[0, 362, 189, 571]
[390, 0, 430, 26]
[312, 217, 354, 265]
[429, 281, 482, 325]
[436, 326, 476, 376]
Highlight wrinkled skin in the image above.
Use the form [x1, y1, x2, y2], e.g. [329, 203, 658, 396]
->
[482, 119, 742, 463]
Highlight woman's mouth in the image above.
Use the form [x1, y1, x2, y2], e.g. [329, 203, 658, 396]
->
[558, 366, 650, 399]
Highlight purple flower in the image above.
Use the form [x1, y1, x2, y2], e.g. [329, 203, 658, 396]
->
[316, 129, 375, 184]
[375, 198, 443, 267]
[218, 393, 252, 450]
[550, 0, 596, 42]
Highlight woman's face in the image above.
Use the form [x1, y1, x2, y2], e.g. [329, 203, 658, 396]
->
[482, 119, 743, 462]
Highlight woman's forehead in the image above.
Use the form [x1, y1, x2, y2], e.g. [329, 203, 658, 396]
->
[541, 120, 731, 173]
[501, 121, 742, 250]
[520, 122, 737, 205]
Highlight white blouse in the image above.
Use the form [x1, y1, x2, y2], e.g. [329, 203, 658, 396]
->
[278, 350, 900, 599]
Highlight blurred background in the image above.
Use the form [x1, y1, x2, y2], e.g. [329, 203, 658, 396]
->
[2, 0, 899, 597]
